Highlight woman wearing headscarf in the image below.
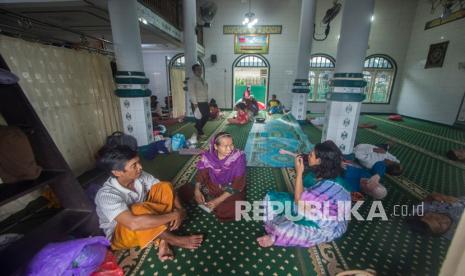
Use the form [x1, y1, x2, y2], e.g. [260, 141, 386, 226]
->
[257, 141, 350, 247]
[194, 132, 247, 221]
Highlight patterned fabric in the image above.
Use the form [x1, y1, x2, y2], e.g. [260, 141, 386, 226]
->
[263, 175, 350, 247]
[95, 171, 159, 239]
[244, 113, 313, 167]
[196, 138, 246, 186]
[0, 35, 121, 175]
[196, 169, 246, 221]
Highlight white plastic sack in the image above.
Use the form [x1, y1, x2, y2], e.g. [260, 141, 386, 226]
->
[194, 107, 202, 119]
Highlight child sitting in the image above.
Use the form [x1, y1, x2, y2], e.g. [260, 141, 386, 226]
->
[209, 98, 221, 120]
[227, 102, 249, 125]
[267, 94, 283, 115]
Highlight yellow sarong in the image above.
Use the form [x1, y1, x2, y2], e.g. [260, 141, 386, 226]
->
[111, 181, 174, 250]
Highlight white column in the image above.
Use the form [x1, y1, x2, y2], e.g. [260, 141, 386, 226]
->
[291, 0, 316, 121]
[322, 0, 374, 154]
[108, 0, 153, 147]
[183, 0, 198, 117]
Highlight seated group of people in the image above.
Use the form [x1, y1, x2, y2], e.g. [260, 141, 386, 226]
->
[94, 132, 246, 261]
[228, 93, 284, 125]
[94, 130, 461, 262]
[228, 88, 260, 125]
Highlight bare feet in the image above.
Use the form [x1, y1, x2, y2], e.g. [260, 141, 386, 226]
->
[160, 232, 203, 249]
[367, 174, 381, 187]
[257, 235, 274, 247]
[157, 239, 174, 262]
[361, 174, 387, 199]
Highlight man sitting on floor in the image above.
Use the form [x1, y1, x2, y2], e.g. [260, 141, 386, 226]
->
[95, 145, 203, 261]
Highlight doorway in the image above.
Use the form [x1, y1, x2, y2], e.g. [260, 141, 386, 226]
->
[232, 54, 270, 108]
[168, 54, 204, 117]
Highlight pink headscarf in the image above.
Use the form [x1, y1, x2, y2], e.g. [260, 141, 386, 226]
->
[196, 134, 246, 186]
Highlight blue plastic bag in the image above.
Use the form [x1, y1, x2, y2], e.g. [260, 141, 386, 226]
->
[171, 133, 186, 151]
[25, 236, 110, 276]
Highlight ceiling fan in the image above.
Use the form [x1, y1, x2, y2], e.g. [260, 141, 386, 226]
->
[313, 0, 342, 41]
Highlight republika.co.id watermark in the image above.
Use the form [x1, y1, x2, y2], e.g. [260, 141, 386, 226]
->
[234, 201, 424, 222]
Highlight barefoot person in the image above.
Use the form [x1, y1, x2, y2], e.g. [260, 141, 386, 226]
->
[279, 143, 385, 199]
[95, 145, 203, 261]
[257, 142, 350, 247]
[407, 192, 465, 240]
[194, 132, 246, 221]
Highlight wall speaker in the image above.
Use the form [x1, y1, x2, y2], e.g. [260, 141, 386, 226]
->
[211, 54, 217, 63]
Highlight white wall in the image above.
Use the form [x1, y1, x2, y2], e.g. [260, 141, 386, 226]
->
[203, 0, 301, 109]
[396, 0, 465, 125]
[142, 50, 181, 102]
[203, 0, 417, 112]
[309, 0, 417, 113]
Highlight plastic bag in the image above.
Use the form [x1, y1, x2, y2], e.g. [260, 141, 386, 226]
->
[171, 133, 186, 151]
[90, 251, 124, 276]
[194, 107, 202, 119]
[25, 236, 110, 276]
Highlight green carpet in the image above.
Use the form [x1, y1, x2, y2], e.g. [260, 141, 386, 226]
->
[141, 116, 229, 181]
[359, 115, 465, 156]
[115, 113, 465, 276]
[116, 118, 317, 275]
[300, 115, 462, 275]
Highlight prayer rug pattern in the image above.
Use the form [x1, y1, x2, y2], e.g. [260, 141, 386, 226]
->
[115, 118, 317, 275]
[115, 114, 464, 276]
[301, 117, 458, 275]
[244, 114, 313, 167]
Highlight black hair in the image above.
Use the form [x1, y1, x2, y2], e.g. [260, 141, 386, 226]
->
[386, 163, 403, 176]
[406, 216, 433, 235]
[209, 98, 217, 104]
[192, 63, 201, 71]
[236, 102, 247, 111]
[310, 141, 343, 179]
[406, 214, 451, 236]
[272, 94, 277, 98]
[214, 131, 232, 146]
[97, 145, 138, 176]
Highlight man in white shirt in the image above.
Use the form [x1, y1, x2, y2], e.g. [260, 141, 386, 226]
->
[188, 64, 210, 138]
[95, 145, 203, 261]
[353, 143, 403, 177]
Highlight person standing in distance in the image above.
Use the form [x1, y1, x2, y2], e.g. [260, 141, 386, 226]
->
[188, 64, 210, 138]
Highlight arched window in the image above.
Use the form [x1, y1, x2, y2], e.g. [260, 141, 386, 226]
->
[363, 55, 396, 103]
[308, 54, 335, 102]
[168, 54, 204, 72]
[235, 55, 268, 67]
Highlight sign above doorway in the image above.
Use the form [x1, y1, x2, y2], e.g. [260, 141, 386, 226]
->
[234, 34, 269, 54]
[223, 25, 282, 34]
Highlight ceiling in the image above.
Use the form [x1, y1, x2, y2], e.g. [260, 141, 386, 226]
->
[0, 0, 182, 52]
